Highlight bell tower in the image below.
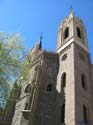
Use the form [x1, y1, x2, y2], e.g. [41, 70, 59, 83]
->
[56, 10, 93, 125]
[57, 10, 89, 53]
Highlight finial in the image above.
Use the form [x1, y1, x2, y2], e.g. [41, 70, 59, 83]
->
[69, 6, 74, 18]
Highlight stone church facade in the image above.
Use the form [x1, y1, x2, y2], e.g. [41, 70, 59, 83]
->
[12, 11, 93, 125]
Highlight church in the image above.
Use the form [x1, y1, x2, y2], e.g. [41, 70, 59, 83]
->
[12, 10, 93, 125]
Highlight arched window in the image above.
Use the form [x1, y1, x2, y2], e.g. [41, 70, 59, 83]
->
[25, 84, 31, 93]
[77, 27, 81, 38]
[60, 104, 65, 123]
[47, 84, 52, 92]
[81, 74, 86, 89]
[62, 54, 67, 61]
[83, 105, 88, 124]
[61, 73, 66, 89]
[64, 27, 69, 39]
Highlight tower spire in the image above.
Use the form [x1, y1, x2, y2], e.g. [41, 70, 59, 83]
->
[38, 33, 43, 49]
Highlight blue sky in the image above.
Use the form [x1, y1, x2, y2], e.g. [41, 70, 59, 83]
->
[0, 0, 93, 62]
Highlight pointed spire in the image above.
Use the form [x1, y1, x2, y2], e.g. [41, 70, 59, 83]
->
[38, 33, 43, 49]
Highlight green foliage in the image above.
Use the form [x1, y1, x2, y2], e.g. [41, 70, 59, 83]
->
[22, 60, 32, 80]
[0, 33, 25, 78]
[0, 32, 30, 106]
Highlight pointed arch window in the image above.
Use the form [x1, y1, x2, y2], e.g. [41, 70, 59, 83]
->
[64, 27, 69, 39]
[83, 105, 88, 124]
[61, 73, 66, 89]
[60, 104, 65, 123]
[47, 84, 52, 92]
[77, 27, 81, 38]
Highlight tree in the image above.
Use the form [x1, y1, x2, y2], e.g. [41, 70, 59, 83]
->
[0, 32, 29, 106]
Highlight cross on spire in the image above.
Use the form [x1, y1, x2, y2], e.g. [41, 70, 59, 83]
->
[69, 6, 74, 18]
